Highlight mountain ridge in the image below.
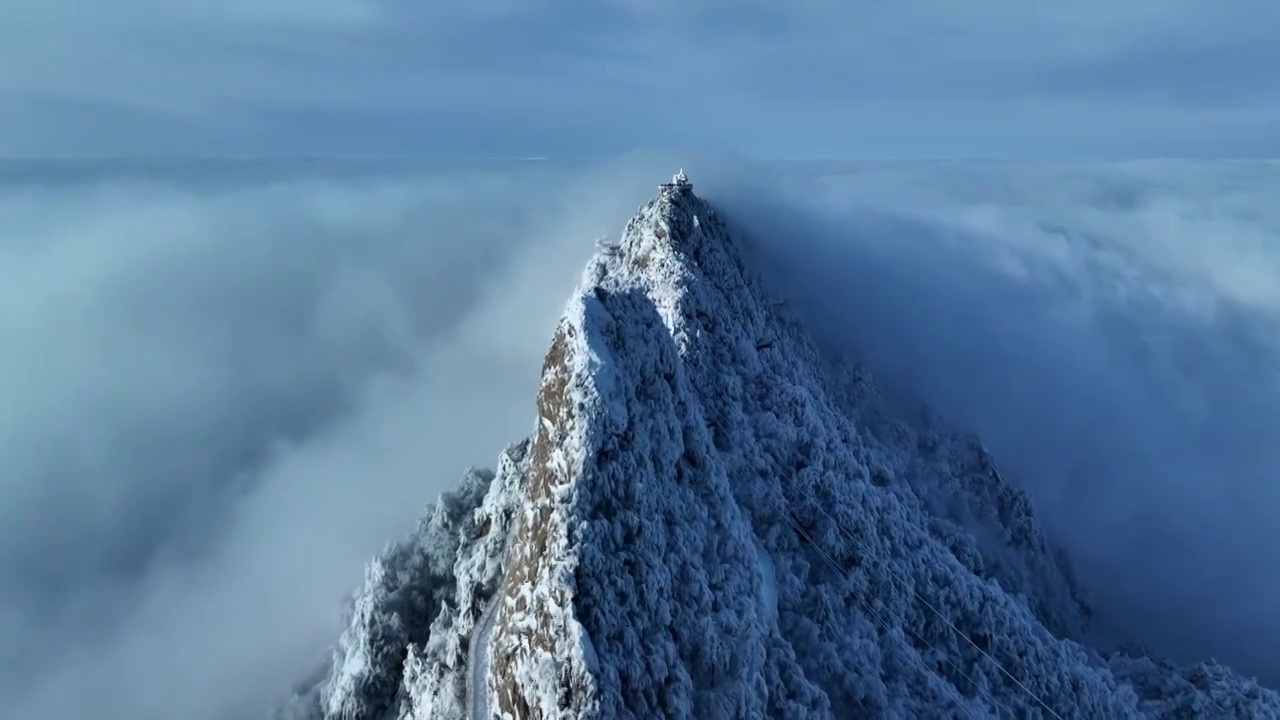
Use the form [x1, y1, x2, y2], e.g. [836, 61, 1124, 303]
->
[279, 172, 1280, 720]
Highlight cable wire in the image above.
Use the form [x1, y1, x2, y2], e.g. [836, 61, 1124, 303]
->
[786, 512, 997, 719]
[806, 501, 1064, 720]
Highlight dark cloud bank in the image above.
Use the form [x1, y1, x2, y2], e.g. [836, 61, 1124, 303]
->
[1, 156, 1277, 718]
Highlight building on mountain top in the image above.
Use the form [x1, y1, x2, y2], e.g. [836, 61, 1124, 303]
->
[659, 169, 691, 192]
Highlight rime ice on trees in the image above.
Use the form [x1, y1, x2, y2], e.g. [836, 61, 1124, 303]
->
[283, 172, 1280, 720]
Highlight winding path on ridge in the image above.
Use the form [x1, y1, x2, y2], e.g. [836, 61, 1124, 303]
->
[467, 591, 500, 720]
[467, 518, 518, 720]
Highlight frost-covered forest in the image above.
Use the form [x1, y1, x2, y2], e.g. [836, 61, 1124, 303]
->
[282, 177, 1280, 720]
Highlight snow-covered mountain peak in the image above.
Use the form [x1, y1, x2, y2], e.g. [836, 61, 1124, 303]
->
[279, 174, 1280, 720]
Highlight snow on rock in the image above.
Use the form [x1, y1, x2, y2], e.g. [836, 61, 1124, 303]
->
[279, 174, 1280, 720]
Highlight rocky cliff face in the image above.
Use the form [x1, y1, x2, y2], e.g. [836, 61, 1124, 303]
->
[278, 174, 1280, 720]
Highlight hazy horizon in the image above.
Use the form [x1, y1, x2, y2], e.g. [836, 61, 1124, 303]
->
[6, 2, 1280, 158]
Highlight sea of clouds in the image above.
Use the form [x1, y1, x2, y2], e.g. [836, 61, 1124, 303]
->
[2, 155, 1277, 718]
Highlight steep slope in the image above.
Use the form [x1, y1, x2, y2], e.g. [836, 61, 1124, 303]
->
[280, 173, 1280, 720]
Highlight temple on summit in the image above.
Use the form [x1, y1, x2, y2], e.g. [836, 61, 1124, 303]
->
[659, 169, 691, 192]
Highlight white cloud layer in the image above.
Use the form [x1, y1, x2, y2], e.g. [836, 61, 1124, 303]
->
[0, 157, 672, 718]
[1, 156, 1278, 718]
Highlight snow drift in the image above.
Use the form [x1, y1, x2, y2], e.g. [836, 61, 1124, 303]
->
[278, 173, 1280, 719]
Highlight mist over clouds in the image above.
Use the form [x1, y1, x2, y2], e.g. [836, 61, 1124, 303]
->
[2, 157, 1279, 718]
[0, 156, 679, 719]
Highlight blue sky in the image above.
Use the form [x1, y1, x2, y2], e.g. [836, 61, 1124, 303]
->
[5, 1, 1280, 158]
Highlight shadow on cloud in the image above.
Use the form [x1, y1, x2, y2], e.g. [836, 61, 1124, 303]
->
[1, 155, 1278, 719]
[704, 160, 1280, 685]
